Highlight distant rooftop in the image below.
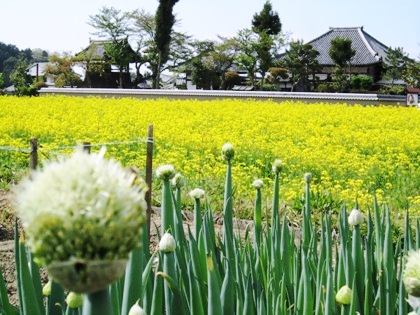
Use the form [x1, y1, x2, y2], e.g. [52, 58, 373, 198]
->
[308, 26, 389, 66]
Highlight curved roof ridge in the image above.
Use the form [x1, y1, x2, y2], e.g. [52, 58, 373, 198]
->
[330, 26, 363, 30]
[357, 27, 378, 59]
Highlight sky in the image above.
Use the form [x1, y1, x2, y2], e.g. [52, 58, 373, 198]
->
[1, 0, 419, 59]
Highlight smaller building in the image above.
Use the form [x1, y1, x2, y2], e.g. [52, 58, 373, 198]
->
[26, 63, 55, 87]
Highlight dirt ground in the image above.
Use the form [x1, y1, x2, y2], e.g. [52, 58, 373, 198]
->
[0, 190, 18, 306]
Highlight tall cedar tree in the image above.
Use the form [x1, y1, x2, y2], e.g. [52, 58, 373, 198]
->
[154, 0, 179, 88]
[252, 1, 281, 35]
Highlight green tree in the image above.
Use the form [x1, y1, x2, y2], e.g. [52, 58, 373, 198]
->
[0, 73, 4, 89]
[235, 29, 259, 87]
[266, 67, 288, 87]
[329, 37, 355, 92]
[385, 47, 410, 87]
[329, 37, 356, 68]
[31, 49, 49, 62]
[154, 0, 179, 88]
[205, 37, 239, 89]
[252, 1, 281, 35]
[88, 6, 136, 88]
[402, 57, 420, 88]
[9, 58, 37, 96]
[44, 53, 83, 88]
[188, 37, 239, 90]
[0, 42, 29, 87]
[282, 40, 320, 91]
[130, 9, 156, 86]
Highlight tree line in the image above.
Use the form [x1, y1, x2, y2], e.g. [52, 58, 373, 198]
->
[1, 1, 419, 96]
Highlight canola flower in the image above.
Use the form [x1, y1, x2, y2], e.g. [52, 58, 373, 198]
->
[3, 95, 420, 217]
[16, 147, 148, 266]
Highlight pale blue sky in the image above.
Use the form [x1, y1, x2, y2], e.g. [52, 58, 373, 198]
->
[1, 0, 419, 58]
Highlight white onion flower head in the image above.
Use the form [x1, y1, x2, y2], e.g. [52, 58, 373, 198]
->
[16, 147, 147, 266]
[221, 142, 235, 161]
[335, 285, 352, 305]
[159, 232, 176, 253]
[304, 172, 312, 183]
[252, 179, 264, 190]
[403, 249, 420, 297]
[171, 173, 186, 188]
[272, 159, 283, 174]
[156, 164, 176, 181]
[348, 208, 364, 226]
[189, 188, 205, 200]
[129, 301, 147, 315]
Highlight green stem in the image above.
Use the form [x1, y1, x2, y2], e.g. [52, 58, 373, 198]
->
[271, 172, 280, 232]
[82, 288, 112, 315]
[194, 198, 202, 239]
[162, 179, 174, 234]
[254, 188, 262, 250]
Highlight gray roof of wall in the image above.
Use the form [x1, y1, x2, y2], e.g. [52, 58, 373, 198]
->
[308, 27, 388, 66]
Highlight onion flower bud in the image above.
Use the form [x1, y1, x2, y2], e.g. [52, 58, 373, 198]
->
[129, 300, 147, 315]
[42, 280, 52, 296]
[252, 179, 264, 190]
[221, 143, 235, 161]
[171, 173, 186, 188]
[66, 292, 84, 308]
[189, 188, 205, 200]
[159, 232, 176, 253]
[272, 159, 283, 174]
[335, 285, 352, 305]
[156, 164, 176, 181]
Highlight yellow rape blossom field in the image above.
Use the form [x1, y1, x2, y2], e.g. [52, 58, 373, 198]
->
[1, 95, 420, 221]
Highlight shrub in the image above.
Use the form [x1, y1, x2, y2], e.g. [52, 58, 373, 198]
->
[350, 75, 373, 91]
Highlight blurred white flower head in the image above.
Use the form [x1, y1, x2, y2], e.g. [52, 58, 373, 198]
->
[16, 147, 147, 266]
[348, 208, 364, 226]
[156, 164, 176, 181]
[252, 179, 264, 189]
[404, 249, 420, 297]
[171, 173, 186, 188]
[189, 188, 205, 200]
[304, 172, 312, 182]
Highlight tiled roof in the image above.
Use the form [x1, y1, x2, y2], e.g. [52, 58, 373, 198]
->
[308, 27, 388, 66]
